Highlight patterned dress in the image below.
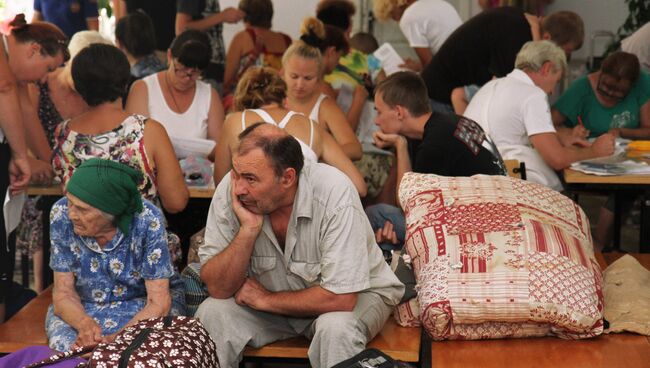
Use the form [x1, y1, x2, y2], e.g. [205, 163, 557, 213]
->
[16, 82, 63, 255]
[45, 199, 186, 352]
[51, 114, 157, 200]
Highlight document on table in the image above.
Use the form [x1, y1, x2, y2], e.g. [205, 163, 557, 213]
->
[571, 151, 650, 176]
[171, 137, 216, 159]
[3, 190, 26, 242]
[373, 43, 406, 76]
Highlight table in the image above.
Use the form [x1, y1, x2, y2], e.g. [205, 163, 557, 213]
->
[25, 184, 216, 288]
[563, 168, 650, 253]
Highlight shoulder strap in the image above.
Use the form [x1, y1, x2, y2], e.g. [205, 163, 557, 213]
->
[250, 108, 277, 125]
[241, 110, 247, 130]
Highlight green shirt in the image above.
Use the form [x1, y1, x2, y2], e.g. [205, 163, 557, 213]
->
[553, 72, 650, 137]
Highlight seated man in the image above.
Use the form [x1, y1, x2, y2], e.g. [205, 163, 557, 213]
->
[464, 40, 616, 191]
[195, 123, 404, 368]
[366, 71, 506, 251]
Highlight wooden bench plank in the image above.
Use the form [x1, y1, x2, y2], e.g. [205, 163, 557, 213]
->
[0, 287, 50, 353]
[242, 318, 421, 362]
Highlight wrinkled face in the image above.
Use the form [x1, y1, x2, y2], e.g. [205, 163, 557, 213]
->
[66, 193, 113, 237]
[231, 148, 284, 215]
[374, 92, 402, 134]
[283, 55, 320, 100]
[12, 43, 63, 83]
[596, 73, 632, 108]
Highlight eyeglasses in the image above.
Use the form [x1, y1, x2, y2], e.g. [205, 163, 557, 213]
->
[172, 60, 202, 79]
[596, 74, 629, 101]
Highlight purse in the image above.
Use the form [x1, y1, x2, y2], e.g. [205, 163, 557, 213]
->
[27, 316, 219, 368]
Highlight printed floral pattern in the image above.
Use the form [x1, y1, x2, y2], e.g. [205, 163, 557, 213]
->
[46, 199, 186, 352]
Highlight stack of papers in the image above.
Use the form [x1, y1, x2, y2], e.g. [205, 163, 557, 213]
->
[571, 152, 650, 176]
[171, 137, 216, 159]
[373, 43, 406, 76]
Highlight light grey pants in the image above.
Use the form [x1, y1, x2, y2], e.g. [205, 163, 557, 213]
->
[195, 292, 392, 368]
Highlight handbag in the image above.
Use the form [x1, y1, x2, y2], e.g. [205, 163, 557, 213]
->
[27, 316, 219, 368]
[331, 348, 414, 368]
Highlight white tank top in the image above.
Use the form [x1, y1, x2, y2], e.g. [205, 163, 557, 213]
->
[308, 94, 328, 122]
[241, 109, 318, 162]
[143, 74, 211, 140]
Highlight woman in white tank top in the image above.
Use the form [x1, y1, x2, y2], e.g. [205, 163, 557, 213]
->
[125, 30, 224, 159]
[213, 67, 367, 196]
[282, 17, 362, 161]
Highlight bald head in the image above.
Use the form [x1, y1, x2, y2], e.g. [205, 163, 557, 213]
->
[236, 122, 305, 178]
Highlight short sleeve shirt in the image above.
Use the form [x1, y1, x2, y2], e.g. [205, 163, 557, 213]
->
[399, 0, 462, 55]
[200, 163, 404, 329]
[34, 0, 98, 38]
[177, 0, 225, 66]
[553, 72, 650, 137]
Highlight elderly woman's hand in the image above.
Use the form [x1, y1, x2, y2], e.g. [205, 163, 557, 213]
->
[72, 317, 104, 348]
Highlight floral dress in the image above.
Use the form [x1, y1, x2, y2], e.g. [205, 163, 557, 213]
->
[45, 198, 186, 352]
[51, 114, 157, 200]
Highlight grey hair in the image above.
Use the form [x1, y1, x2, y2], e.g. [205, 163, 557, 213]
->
[68, 31, 113, 61]
[515, 40, 567, 74]
[99, 209, 116, 225]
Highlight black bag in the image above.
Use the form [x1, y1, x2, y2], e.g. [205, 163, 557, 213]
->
[332, 348, 412, 368]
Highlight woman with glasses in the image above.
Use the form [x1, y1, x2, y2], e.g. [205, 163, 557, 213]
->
[552, 51, 650, 140]
[126, 30, 224, 158]
[552, 51, 650, 252]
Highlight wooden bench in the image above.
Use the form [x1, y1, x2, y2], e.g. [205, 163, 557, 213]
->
[428, 252, 650, 368]
[0, 287, 421, 364]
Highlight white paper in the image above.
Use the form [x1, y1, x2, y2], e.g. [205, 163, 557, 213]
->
[171, 137, 216, 159]
[373, 43, 406, 76]
[3, 190, 26, 242]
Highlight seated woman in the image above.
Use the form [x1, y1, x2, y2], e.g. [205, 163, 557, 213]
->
[46, 159, 185, 352]
[553, 51, 650, 141]
[283, 17, 362, 160]
[214, 66, 367, 196]
[51, 43, 188, 214]
[552, 51, 650, 251]
[115, 11, 166, 80]
[126, 30, 224, 158]
[222, 0, 292, 94]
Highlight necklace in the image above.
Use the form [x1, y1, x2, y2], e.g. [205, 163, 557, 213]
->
[164, 71, 182, 112]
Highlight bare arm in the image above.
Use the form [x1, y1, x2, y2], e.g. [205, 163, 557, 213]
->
[121, 279, 171, 329]
[530, 132, 615, 170]
[346, 85, 369, 132]
[551, 108, 590, 147]
[200, 174, 263, 299]
[213, 113, 239, 185]
[206, 87, 224, 142]
[613, 100, 650, 139]
[113, 0, 127, 20]
[86, 17, 99, 31]
[31, 11, 43, 22]
[52, 272, 103, 346]
[413, 47, 432, 68]
[320, 129, 367, 197]
[319, 98, 362, 160]
[373, 132, 411, 202]
[144, 119, 189, 213]
[19, 84, 51, 160]
[223, 32, 246, 94]
[125, 79, 150, 116]
[235, 278, 357, 317]
[175, 8, 244, 35]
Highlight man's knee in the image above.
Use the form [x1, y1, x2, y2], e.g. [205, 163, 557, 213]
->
[312, 311, 366, 343]
[195, 297, 240, 330]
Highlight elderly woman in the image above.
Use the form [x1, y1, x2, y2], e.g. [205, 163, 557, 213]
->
[47, 159, 185, 351]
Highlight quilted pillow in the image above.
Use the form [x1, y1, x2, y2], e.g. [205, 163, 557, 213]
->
[399, 173, 603, 340]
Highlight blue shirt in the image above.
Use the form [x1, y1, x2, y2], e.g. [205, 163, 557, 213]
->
[34, 0, 99, 38]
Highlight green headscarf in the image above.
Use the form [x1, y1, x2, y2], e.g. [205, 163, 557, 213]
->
[66, 158, 144, 235]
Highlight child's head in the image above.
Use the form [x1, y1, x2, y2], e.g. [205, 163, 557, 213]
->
[350, 32, 379, 54]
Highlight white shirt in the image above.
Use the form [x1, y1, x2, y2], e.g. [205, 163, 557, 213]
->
[464, 69, 562, 191]
[622, 22, 650, 73]
[399, 0, 461, 55]
[143, 74, 211, 140]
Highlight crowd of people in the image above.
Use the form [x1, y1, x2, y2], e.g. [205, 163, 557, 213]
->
[0, 0, 649, 367]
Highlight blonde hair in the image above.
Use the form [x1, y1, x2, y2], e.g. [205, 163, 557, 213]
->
[372, 0, 408, 21]
[515, 40, 567, 74]
[281, 17, 325, 74]
[68, 30, 113, 61]
[233, 67, 287, 111]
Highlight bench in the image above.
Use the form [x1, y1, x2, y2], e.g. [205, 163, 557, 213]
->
[427, 252, 650, 368]
[0, 287, 422, 364]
